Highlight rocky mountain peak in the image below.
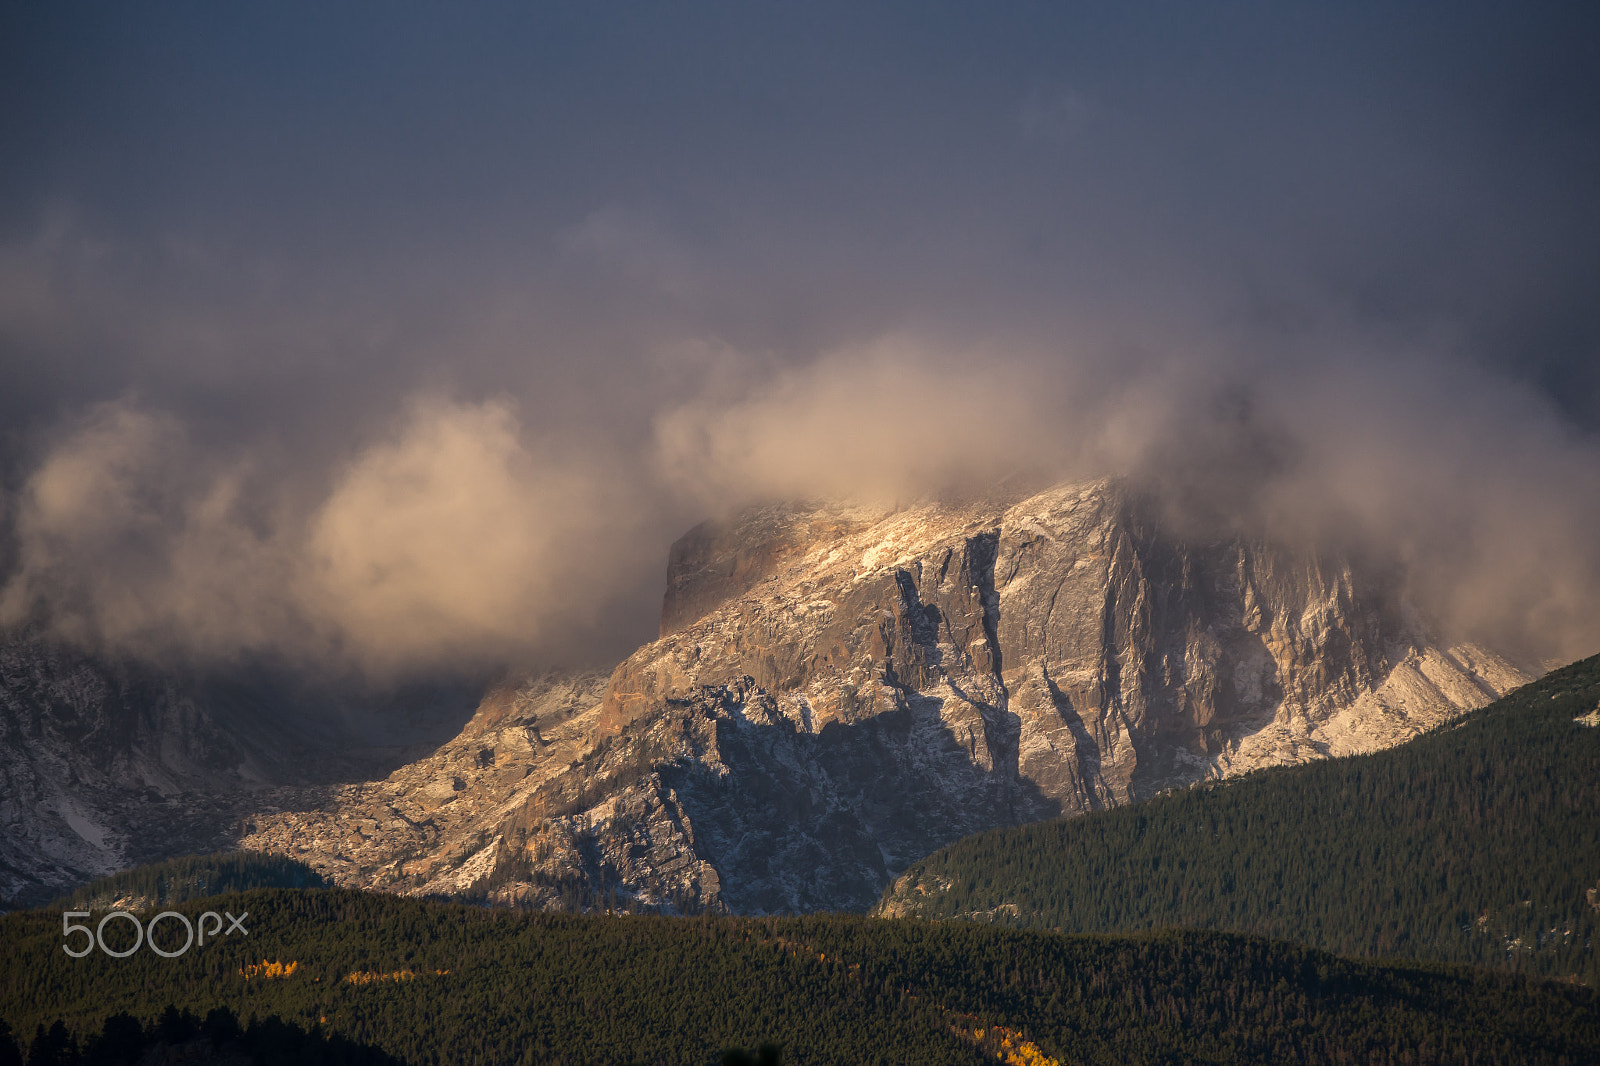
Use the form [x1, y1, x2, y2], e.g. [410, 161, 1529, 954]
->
[4, 477, 1535, 912]
[658, 503, 878, 638]
[228, 477, 1530, 913]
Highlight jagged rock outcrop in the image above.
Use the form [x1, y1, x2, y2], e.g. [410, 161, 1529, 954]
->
[239, 478, 1534, 913]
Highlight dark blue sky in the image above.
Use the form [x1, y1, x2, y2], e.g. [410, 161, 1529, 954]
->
[2, 2, 1598, 671]
[5, 3, 1597, 401]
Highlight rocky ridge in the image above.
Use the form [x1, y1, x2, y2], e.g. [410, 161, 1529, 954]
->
[236, 478, 1532, 913]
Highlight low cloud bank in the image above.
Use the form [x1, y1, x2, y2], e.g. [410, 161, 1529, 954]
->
[4, 3, 1597, 680]
[656, 338, 1600, 666]
[4, 333, 1597, 677]
[0, 397, 657, 675]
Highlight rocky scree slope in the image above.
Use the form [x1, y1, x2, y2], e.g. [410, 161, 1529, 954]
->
[240, 478, 1530, 914]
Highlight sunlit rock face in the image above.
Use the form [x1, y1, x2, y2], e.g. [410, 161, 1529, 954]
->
[238, 478, 1531, 914]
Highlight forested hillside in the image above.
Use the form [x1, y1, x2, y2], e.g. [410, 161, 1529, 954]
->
[50, 851, 328, 912]
[876, 653, 1600, 984]
[4, 888, 1598, 1065]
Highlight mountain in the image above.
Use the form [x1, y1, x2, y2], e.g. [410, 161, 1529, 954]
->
[0, 631, 476, 907]
[231, 477, 1533, 913]
[872, 652, 1600, 984]
[4, 887, 1597, 1065]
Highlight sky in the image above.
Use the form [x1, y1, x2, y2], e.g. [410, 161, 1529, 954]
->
[2, 1, 1598, 677]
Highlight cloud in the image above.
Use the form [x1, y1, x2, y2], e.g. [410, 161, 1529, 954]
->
[0, 400, 299, 658]
[0, 396, 658, 676]
[302, 396, 648, 673]
[3, 328, 1598, 678]
[2, 4, 1597, 679]
[1247, 355, 1600, 666]
[652, 337, 1078, 506]
[652, 336, 1600, 667]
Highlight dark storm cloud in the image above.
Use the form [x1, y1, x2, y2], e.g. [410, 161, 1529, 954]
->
[1, 2, 1597, 673]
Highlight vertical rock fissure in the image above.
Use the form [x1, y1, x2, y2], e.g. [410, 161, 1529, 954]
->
[965, 531, 1007, 704]
[962, 531, 1022, 809]
[1042, 664, 1106, 811]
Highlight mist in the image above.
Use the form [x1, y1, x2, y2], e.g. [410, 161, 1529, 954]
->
[2, 2, 1597, 678]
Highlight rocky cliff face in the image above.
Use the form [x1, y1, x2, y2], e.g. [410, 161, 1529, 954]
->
[235, 478, 1533, 913]
[0, 632, 475, 907]
[0, 633, 259, 904]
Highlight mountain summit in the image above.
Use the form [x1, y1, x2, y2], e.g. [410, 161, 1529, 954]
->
[235, 478, 1530, 912]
